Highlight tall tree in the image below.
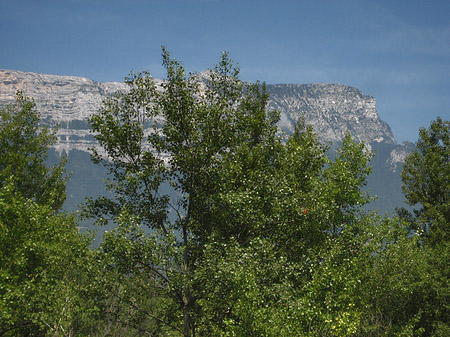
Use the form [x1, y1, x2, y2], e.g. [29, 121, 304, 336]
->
[85, 49, 373, 336]
[0, 93, 93, 336]
[397, 117, 450, 334]
[86, 49, 278, 336]
[401, 117, 450, 245]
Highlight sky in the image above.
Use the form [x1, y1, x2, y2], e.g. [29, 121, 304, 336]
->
[0, 0, 449, 143]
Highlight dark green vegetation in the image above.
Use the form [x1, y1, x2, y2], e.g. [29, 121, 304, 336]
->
[398, 117, 450, 246]
[1, 52, 449, 336]
[0, 94, 96, 335]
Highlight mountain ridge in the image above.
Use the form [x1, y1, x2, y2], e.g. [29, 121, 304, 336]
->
[1, 69, 396, 150]
[267, 83, 396, 146]
[0, 69, 412, 213]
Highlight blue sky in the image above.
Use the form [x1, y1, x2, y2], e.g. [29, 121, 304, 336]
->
[1, 0, 449, 142]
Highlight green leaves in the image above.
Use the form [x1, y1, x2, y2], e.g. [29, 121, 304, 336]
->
[401, 117, 450, 245]
[0, 182, 92, 336]
[0, 92, 100, 336]
[0, 92, 67, 211]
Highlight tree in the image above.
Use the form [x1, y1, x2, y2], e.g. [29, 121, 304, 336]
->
[401, 117, 450, 245]
[0, 93, 95, 336]
[396, 117, 450, 334]
[85, 49, 374, 336]
[86, 49, 284, 336]
[0, 184, 93, 336]
[0, 92, 66, 210]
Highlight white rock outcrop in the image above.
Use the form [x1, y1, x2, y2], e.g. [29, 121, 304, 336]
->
[267, 83, 396, 145]
[1, 70, 397, 153]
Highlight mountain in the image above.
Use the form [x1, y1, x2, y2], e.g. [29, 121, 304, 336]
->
[0, 69, 413, 214]
[267, 83, 396, 146]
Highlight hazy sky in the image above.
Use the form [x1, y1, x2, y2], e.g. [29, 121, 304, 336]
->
[1, 0, 449, 142]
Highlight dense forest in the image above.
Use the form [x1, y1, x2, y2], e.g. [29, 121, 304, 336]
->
[1, 51, 449, 336]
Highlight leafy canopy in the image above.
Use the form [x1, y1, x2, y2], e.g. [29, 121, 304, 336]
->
[85, 48, 374, 336]
[401, 117, 450, 244]
[0, 93, 94, 336]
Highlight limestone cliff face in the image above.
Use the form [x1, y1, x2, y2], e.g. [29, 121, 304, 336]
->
[267, 83, 396, 145]
[0, 69, 127, 153]
[1, 69, 396, 154]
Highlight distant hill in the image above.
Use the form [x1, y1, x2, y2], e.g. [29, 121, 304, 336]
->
[0, 69, 413, 216]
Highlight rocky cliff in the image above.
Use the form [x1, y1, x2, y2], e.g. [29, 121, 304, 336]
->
[1, 69, 396, 153]
[267, 83, 396, 145]
[0, 69, 128, 153]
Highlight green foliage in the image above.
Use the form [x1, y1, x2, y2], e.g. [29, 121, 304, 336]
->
[193, 115, 450, 336]
[0, 93, 97, 336]
[397, 117, 450, 334]
[0, 92, 66, 210]
[193, 214, 427, 336]
[0, 179, 94, 336]
[193, 238, 297, 336]
[400, 117, 450, 245]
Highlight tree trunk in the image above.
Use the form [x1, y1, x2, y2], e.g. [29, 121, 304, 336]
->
[183, 296, 191, 337]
